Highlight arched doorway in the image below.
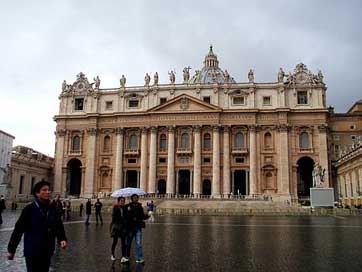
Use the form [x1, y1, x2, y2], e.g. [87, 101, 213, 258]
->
[126, 170, 138, 188]
[202, 179, 211, 195]
[297, 157, 315, 198]
[234, 170, 246, 195]
[158, 179, 166, 194]
[178, 170, 190, 195]
[67, 159, 82, 196]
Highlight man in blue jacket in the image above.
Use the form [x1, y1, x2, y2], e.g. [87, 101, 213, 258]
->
[7, 180, 68, 272]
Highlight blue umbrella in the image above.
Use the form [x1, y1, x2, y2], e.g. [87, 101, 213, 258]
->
[111, 187, 146, 197]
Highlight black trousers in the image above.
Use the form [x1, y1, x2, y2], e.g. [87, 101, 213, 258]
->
[111, 232, 127, 257]
[25, 255, 52, 272]
[0, 211, 3, 224]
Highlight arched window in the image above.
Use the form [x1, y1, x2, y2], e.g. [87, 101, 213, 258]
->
[129, 134, 138, 150]
[203, 133, 211, 149]
[299, 132, 309, 149]
[103, 135, 111, 152]
[159, 134, 167, 151]
[266, 172, 273, 189]
[264, 132, 272, 149]
[235, 133, 244, 148]
[181, 133, 189, 149]
[72, 136, 80, 151]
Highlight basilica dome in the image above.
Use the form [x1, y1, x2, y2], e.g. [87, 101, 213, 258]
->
[189, 46, 236, 84]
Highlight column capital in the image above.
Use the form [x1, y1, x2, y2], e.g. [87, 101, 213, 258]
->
[141, 127, 148, 134]
[115, 127, 124, 135]
[167, 125, 176, 133]
[193, 125, 201, 133]
[150, 126, 158, 133]
[56, 128, 67, 137]
[248, 124, 257, 132]
[87, 127, 98, 135]
[277, 124, 290, 132]
[318, 123, 329, 132]
[222, 125, 230, 133]
[212, 125, 220, 132]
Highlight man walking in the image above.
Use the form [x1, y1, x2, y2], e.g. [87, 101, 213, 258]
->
[0, 195, 6, 225]
[85, 199, 92, 225]
[7, 180, 67, 272]
[79, 202, 84, 217]
[94, 198, 103, 224]
[125, 194, 149, 264]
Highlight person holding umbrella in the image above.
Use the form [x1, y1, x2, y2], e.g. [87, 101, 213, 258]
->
[125, 194, 149, 264]
[110, 196, 128, 262]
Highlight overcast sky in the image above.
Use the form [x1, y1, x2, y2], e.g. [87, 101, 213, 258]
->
[0, 0, 361, 156]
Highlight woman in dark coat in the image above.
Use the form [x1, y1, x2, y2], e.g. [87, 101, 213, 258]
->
[110, 196, 128, 262]
[7, 180, 67, 272]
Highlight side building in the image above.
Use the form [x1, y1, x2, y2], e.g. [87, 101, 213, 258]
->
[0, 130, 15, 197]
[330, 100, 362, 204]
[9, 146, 54, 200]
[54, 47, 330, 202]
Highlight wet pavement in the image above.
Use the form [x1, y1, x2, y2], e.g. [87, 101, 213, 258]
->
[1, 210, 362, 271]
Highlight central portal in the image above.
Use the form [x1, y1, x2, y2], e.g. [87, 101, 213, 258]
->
[234, 170, 247, 195]
[126, 170, 138, 188]
[178, 170, 190, 195]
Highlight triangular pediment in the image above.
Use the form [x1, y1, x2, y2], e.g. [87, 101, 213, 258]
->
[148, 94, 222, 113]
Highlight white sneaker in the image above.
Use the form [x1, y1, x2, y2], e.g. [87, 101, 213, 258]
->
[121, 257, 129, 263]
[111, 255, 116, 261]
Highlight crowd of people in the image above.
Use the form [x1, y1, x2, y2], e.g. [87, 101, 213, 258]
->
[4, 181, 152, 271]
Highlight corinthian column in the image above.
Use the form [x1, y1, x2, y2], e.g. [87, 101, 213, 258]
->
[84, 128, 97, 198]
[212, 125, 220, 197]
[278, 124, 290, 195]
[318, 124, 330, 187]
[54, 129, 66, 196]
[148, 127, 157, 194]
[249, 125, 257, 195]
[166, 126, 175, 196]
[140, 127, 148, 191]
[113, 128, 124, 190]
[193, 126, 201, 197]
[223, 126, 231, 197]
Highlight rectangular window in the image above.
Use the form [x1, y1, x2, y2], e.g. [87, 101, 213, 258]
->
[159, 157, 166, 163]
[105, 101, 113, 110]
[263, 96, 271, 105]
[333, 135, 340, 141]
[74, 98, 84, 111]
[160, 98, 167, 105]
[203, 96, 211, 103]
[233, 96, 245, 105]
[19, 175, 24, 194]
[31, 177, 35, 193]
[128, 100, 139, 108]
[128, 158, 136, 164]
[203, 157, 211, 163]
[235, 157, 245, 163]
[297, 91, 308, 105]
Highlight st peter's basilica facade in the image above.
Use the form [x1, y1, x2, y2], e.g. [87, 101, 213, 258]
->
[54, 47, 329, 202]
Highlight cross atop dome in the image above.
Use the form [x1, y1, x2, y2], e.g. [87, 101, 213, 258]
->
[203, 45, 219, 68]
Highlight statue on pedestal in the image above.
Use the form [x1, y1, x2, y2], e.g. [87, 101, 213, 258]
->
[183, 66, 191, 83]
[144, 73, 151, 86]
[62, 80, 67, 92]
[278, 68, 285, 83]
[248, 69, 254, 83]
[153, 72, 159, 85]
[93, 76, 101, 89]
[312, 164, 325, 188]
[168, 70, 176, 84]
[224, 70, 230, 83]
[120, 75, 126, 88]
